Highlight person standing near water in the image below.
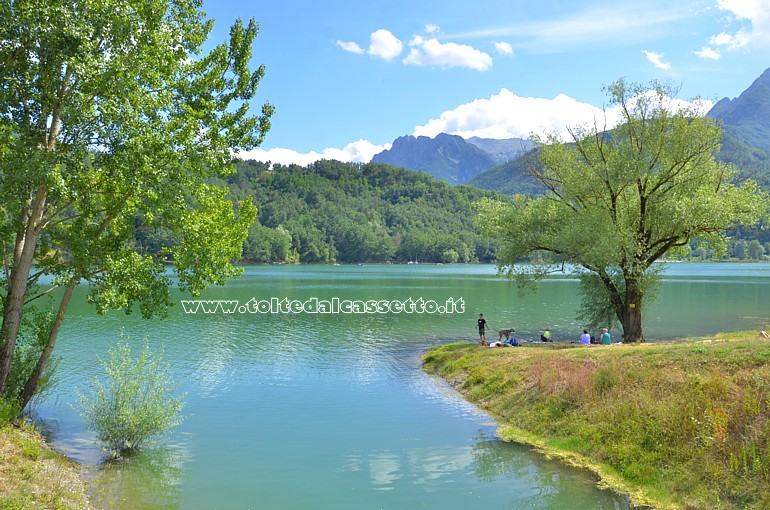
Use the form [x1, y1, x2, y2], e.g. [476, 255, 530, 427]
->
[477, 314, 488, 345]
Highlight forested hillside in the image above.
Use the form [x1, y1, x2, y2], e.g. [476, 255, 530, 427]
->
[718, 133, 770, 189]
[466, 150, 542, 195]
[708, 67, 770, 153]
[223, 159, 506, 263]
[132, 152, 768, 266]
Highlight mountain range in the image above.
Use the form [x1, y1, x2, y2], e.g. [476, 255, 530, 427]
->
[371, 133, 534, 185]
[372, 67, 770, 194]
[708, 67, 770, 153]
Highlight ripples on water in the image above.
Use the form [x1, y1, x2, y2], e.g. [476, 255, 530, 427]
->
[37, 264, 735, 509]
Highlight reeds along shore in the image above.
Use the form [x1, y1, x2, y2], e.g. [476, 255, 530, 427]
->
[422, 332, 770, 510]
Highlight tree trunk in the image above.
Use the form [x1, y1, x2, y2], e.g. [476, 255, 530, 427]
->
[0, 261, 37, 393]
[19, 277, 77, 408]
[0, 187, 47, 393]
[621, 284, 644, 343]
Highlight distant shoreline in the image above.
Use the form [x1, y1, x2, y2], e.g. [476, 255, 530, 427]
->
[229, 259, 770, 266]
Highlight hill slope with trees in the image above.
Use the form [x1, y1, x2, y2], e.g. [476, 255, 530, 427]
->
[708, 67, 770, 153]
[224, 159, 508, 264]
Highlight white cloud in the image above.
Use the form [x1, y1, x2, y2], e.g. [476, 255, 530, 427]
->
[336, 30, 403, 61]
[237, 140, 390, 166]
[412, 89, 608, 140]
[367, 29, 403, 61]
[694, 46, 721, 59]
[403, 36, 493, 71]
[411, 88, 711, 141]
[446, 3, 691, 52]
[628, 92, 713, 118]
[336, 40, 365, 54]
[711, 0, 770, 49]
[710, 30, 752, 49]
[336, 24, 494, 70]
[718, 0, 764, 20]
[494, 41, 514, 56]
[643, 50, 671, 70]
[710, 32, 737, 46]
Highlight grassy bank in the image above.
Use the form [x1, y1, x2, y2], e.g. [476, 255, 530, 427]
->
[422, 333, 770, 510]
[0, 421, 92, 509]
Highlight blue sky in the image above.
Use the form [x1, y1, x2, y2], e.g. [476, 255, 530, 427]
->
[201, 0, 770, 165]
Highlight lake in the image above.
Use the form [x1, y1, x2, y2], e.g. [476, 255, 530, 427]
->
[35, 263, 770, 509]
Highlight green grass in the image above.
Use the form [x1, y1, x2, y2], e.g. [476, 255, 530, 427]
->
[423, 333, 770, 510]
[0, 421, 92, 509]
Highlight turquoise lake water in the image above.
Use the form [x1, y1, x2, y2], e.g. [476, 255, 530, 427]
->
[35, 263, 770, 509]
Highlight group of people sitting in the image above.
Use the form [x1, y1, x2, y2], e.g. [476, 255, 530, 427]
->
[477, 314, 613, 347]
[578, 328, 612, 345]
[539, 327, 612, 345]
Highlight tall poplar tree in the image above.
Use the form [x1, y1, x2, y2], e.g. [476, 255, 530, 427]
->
[0, 0, 273, 407]
[478, 79, 767, 342]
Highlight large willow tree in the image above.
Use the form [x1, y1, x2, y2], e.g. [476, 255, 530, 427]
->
[0, 0, 274, 407]
[478, 79, 767, 343]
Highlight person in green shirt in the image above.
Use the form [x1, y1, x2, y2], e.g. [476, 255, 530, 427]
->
[600, 328, 612, 345]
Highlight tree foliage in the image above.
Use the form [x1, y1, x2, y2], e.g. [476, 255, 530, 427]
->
[0, 0, 272, 407]
[478, 79, 768, 342]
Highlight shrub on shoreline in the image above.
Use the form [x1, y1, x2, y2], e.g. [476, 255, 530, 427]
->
[76, 339, 186, 458]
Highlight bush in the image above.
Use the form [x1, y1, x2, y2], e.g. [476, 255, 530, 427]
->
[3, 308, 58, 409]
[76, 338, 186, 458]
[0, 396, 21, 426]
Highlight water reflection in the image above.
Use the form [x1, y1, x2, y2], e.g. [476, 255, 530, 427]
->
[407, 446, 475, 485]
[86, 446, 187, 510]
[368, 452, 402, 489]
[472, 433, 531, 482]
[341, 446, 475, 491]
[337, 438, 638, 509]
[471, 435, 642, 509]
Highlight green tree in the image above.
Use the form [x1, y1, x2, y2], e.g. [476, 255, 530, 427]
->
[733, 239, 747, 260]
[694, 245, 711, 260]
[440, 249, 459, 264]
[0, 0, 273, 407]
[747, 239, 764, 260]
[478, 79, 767, 342]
